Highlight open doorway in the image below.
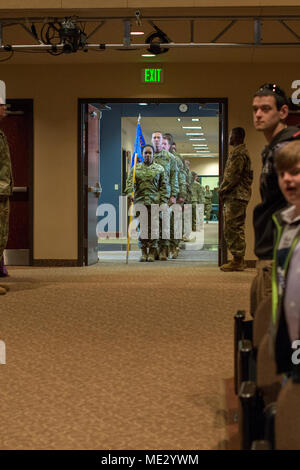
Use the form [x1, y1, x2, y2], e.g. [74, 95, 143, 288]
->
[78, 99, 228, 266]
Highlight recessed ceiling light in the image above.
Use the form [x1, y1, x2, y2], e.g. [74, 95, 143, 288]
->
[189, 138, 206, 141]
[192, 118, 200, 121]
[139, 103, 148, 106]
[177, 118, 181, 122]
[131, 31, 144, 36]
[185, 133, 204, 136]
[142, 53, 155, 57]
[182, 126, 202, 129]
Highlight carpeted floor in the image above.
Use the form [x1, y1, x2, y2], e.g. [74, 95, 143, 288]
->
[0, 263, 255, 449]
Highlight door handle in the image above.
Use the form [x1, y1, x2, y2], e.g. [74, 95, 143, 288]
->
[13, 186, 28, 193]
[88, 182, 102, 198]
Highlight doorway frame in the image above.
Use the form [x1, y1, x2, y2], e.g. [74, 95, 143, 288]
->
[5, 98, 34, 266]
[78, 97, 228, 267]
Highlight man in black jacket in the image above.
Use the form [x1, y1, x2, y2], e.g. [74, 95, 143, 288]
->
[251, 83, 300, 315]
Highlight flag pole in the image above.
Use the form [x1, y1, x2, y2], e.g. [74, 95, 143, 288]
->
[126, 114, 141, 264]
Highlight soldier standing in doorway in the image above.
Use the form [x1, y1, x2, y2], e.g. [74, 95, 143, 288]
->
[219, 127, 253, 272]
[151, 132, 178, 260]
[204, 185, 212, 224]
[162, 133, 186, 259]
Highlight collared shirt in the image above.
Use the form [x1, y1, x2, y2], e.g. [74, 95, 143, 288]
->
[277, 205, 300, 343]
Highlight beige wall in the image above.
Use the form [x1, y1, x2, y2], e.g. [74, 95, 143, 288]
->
[1, 0, 300, 8]
[190, 158, 219, 176]
[1, 62, 298, 260]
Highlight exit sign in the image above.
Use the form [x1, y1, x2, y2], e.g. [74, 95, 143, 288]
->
[142, 68, 164, 84]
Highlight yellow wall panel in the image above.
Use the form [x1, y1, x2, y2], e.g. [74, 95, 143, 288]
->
[62, 0, 127, 8]
[128, 0, 195, 7]
[1, 1, 300, 9]
[0, 0, 62, 8]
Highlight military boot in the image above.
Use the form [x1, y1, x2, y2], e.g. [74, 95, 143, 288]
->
[147, 248, 156, 262]
[139, 248, 148, 262]
[169, 247, 178, 259]
[220, 256, 246, 272]
[159, 247, 168, 261]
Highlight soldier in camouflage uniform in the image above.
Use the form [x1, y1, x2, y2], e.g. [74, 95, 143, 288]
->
[182, 159, 194, 241]
[125, 145, 168, 262]
[0, 103, 13, 294]
[162, 134, 186, 259]
[219, 127, 253, 271]
[204, 185, 213, 224]
[170, 142, 187, 251]
[191, 171, 205, 231]
[151, 132, 178, 261]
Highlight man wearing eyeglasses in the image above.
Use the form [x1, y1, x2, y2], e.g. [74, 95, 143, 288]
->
[251, 83, 300, 315]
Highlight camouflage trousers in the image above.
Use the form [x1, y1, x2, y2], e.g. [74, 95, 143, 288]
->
[138, 205, 158, 250]
[0, 197, 9, 262]
[192, 203, 204, 231]
[169, 207, 184, 249]
[204, 202, 212, 222]
[223, 199, 247, 258]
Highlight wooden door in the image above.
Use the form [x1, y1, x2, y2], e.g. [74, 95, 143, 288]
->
[0, 100, 33, 265]
[84, 104, 101, 265]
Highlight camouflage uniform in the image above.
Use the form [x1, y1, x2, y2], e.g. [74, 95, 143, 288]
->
[191, 181, 205, 231]
[169, 152, 187, 252]
[125, 161, 168, 251]
[204, 189, 213, 223]
[219, 143, 253, 258]
[182, 163, 194, 238]
[153, 150, 178, 252]
[0, 129, 13, 264]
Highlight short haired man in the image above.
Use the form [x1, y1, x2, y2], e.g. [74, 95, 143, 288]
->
[162, 134, 186, 258]
[271, 141, 300, 375]
[151, 131, 178, 260]
[0, 102, 13, 295]
[251, 83, 300, 315]
[219, 127, 253, 271]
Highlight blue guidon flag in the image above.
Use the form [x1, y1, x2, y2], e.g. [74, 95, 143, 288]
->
[131, 120, 145, 168]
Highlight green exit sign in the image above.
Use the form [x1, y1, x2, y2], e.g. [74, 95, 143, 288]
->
[142, 68, 164, 84]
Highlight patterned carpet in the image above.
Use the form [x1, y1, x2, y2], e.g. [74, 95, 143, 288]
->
[0, 263, 255, 449]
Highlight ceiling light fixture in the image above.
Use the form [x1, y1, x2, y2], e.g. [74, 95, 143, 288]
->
[185, 133, 204, 136]
[189, 138, 207, 141]
[182, 126, 202, 129]
[142, 53, 155, 57]
[192, 118, 200, 121]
